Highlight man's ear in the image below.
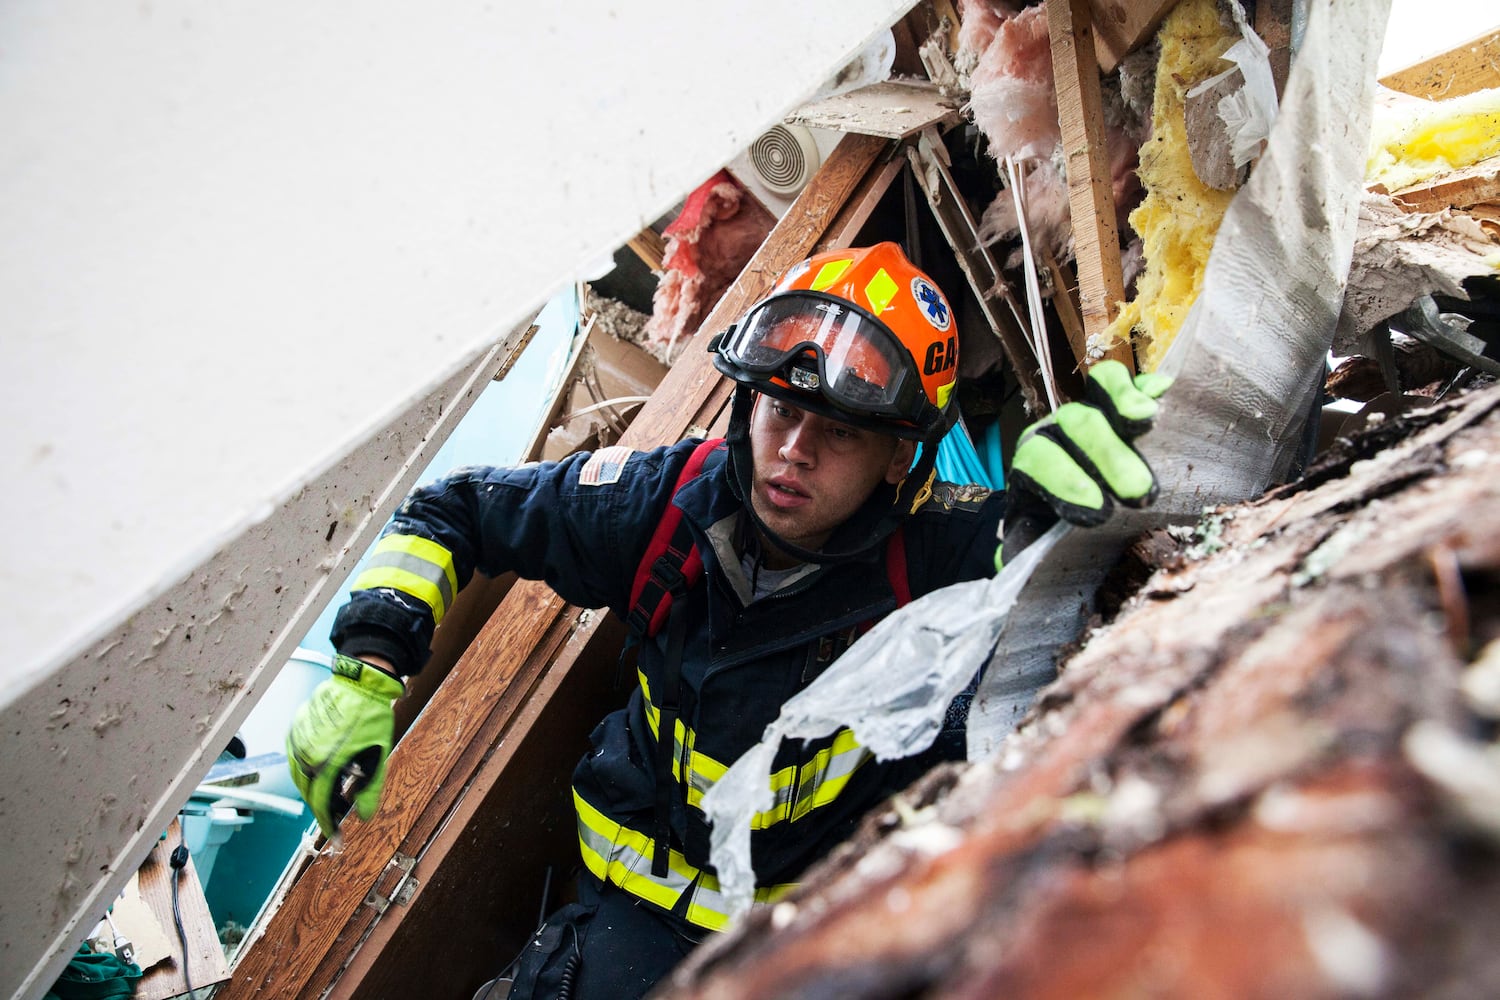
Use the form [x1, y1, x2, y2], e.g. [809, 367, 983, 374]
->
[885, 439, 918, 484]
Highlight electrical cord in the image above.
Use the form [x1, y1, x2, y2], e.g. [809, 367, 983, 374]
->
[169, 835, 196, 999]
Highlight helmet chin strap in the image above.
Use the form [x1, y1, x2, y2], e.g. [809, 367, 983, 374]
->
[723, 386, 938, 566]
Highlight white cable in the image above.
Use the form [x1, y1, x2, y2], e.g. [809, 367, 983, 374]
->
[559, 395, 651, 424]
[1006, 155, 1060, 411]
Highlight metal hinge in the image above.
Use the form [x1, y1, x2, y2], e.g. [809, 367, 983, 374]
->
[364, 852, 419, 914]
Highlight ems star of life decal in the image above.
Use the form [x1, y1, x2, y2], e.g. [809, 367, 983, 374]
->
[579, 445, 634, 486]
[911, 276, 952, 331]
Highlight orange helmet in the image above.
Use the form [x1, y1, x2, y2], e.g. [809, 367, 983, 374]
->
[713, 242, 958, 443]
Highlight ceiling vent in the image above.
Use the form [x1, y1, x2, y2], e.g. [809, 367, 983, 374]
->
[748, 124, 821, 196]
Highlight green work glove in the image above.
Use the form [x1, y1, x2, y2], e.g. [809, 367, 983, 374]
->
[998, 360, 1172, 568]
[287, 653, 404, 838]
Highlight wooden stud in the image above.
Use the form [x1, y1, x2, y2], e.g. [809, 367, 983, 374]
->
[1254, 0, 1295, 99]
[1042, 249, 1089, 373]
[1088, 0, 1179, 75]
[1380, 27, 1500, 101]
[815, 150, 906, 253]
[627, 226, 667, 272]
[1389, 155, 1500, 215]
[1048, 0, 1134, 372]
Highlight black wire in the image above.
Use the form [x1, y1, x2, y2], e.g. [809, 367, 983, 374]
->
[555, 924, 581, 1000]
[478, 867, 558, 1000]
[169, 832, 196, 999]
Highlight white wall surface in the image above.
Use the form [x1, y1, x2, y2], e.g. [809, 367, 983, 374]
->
[1379, 0, 1498, 75]
[0, 3, 912, 997]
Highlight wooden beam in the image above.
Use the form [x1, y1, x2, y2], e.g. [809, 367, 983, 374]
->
[815, 151, 907, 253]
[1042, 250, 1089, 373]
[1379, 27, 1500, 101]
[219, 131, 893, 1000]
[1254, 0, 1295, 100]
[1088, 0, 1177, 75]
[627, 226, 666, 272]
[1049, 0, 1133, 371]
[1389, 154, 1500, 214]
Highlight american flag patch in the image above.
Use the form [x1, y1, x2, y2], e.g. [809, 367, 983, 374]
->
[579, 445, 634, 486]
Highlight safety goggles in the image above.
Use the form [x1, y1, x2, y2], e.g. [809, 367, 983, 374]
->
[715, 294, 930, 426]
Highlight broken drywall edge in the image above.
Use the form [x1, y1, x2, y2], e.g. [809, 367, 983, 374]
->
[700, 0, 1388, 925]
[1333, 192, 1499, 354]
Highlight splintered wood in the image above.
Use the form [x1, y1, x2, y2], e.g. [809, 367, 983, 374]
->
[661, 383, 1500, 999]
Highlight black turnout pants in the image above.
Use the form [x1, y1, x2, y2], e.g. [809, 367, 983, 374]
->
[504, 875, 703, 1000]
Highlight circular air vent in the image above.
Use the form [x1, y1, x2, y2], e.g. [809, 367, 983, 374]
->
[748, 124, 821, 195]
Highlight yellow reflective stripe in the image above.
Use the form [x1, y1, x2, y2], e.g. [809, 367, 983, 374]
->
[753, 728, 871, 828]
[864, 267, 898, 314]
[638, 670, 727, 808]
[575, 790, 794, 931]
[810, 258, 853, 291]
[351, 534, 458, 625]
[639, 669, 872, 828]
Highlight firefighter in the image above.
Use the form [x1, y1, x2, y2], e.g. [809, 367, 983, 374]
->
[287, 243, 1167, 998]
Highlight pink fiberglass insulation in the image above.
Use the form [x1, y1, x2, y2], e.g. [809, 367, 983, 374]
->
[644, 169, 775, 353]
[954, 0, 1014, 75]
[978, 124, 1143, 269]
[962, 2, 1058, 162]
[959, 0, 1143, 267]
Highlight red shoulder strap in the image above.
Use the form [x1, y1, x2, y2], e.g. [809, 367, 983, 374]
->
[885, 526, 910, 608]
[627, 439, 722, 637]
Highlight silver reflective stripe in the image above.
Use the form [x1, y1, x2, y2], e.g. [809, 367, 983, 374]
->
[361, 547, 454, 610]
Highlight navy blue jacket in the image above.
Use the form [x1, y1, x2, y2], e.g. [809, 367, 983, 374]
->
[332, 439, 1003, 930]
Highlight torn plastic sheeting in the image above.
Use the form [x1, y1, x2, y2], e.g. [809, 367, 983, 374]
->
[699, 522, 1065, 923]
[702, 0, 1388, 923]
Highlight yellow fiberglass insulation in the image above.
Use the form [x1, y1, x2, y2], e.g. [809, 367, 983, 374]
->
[1097, 0, 1238, 372]
[1366, 85, 1500, 194]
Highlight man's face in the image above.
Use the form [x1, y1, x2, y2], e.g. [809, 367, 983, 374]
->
[748, 394, 916, 562]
